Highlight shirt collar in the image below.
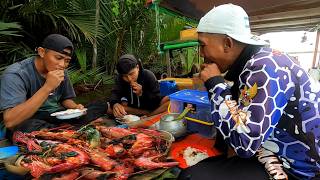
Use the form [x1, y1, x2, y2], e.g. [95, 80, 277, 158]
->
[224, 45, 262, 82]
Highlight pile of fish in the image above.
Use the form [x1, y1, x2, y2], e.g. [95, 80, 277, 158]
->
[13, 124, 178, 179]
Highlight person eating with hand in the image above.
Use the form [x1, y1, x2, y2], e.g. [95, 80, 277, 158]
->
[178, 3, 320, 180]
[0, 34, 105, 136]
[108, 54, 169, 118]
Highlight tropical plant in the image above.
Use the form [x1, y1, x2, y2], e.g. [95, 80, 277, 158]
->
[159, 15, 189, 42]
[0, 0, 198, 80]
[75, 48, 87, 72]
[0, 21, 22, 37]
[144, 12, 197, 77]
[68, 66, 104, 85]
[0, 0, 102, 64]
[0, 20, 25, 65]
[98, 0, 160, 75]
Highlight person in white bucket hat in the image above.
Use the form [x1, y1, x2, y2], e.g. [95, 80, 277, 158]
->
[178, 3, 320, 180]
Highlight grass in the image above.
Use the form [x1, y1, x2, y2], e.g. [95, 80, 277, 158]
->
[74, 84, 114, 105]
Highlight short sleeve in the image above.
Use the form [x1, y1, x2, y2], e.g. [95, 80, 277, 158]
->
[60, 72, 76, 101]
[0, 73, 27, 110]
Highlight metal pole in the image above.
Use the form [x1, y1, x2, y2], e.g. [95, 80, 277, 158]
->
[312, 30, 320, 68]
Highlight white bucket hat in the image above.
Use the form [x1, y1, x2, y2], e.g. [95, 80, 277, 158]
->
[197, 3, 268, 46]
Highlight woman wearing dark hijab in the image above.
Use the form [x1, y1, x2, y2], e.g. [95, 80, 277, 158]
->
[108, 54, 169, 118]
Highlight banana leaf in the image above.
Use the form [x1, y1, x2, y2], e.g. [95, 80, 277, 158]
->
[129, 167, 180, 180]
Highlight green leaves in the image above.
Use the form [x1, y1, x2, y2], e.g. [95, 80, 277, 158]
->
[77, 125, 101, 148]
[0, 0, 198, 79]
[75, 48, 87, 72]
[0, 21, 22, 37]
[0, 0, 100, 64]
[60, 151, 79, 159]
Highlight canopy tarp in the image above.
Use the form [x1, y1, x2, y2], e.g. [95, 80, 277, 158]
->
[146, 0, 320, 34]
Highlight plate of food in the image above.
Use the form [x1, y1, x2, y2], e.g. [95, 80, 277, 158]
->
[116, 114, 140, 123]
[170, 144, 214, 168]
[4, 155, 30, 176]
[122, 114, 141, 122]
[169, 134, 221, 168]
[50, 108, 87, 120]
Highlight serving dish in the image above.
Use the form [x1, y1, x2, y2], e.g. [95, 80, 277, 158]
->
[50, 108, 87, 119]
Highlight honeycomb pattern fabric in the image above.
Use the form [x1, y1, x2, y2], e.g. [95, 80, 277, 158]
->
[206, 47, 320, 179]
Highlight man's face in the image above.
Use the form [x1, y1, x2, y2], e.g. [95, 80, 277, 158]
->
[39, 48, 72, 72]
[198, 33, 230, 72]
[122, 65, 139, 84]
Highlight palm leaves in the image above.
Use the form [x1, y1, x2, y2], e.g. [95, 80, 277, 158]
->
[0, 21, 22, 37]
[98, 0, 159, 74]
[0, 0, 101, 64]
[0, 20, 32, 65]
[1, 0, 195, 78]
[16, 0, 99, 42]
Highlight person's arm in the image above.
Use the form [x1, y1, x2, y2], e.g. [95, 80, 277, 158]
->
[109, 76, 124, 108]
[123, 106, 150, 116]
[61, 99, 84, 109]
[110, 77, 129, 118]
[4, 85, 52, 129]
[136, 70, 166, 116]
[112, 103, 149, 118]
[59, 73, 83, 109]
[147, 96, 169, 116]
[143, 70, 162, 105]
[204, 61, 290, 158]
[3, 70, 64, 129]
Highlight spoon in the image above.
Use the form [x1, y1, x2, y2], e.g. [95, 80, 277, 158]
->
[174, 107, 191, 121]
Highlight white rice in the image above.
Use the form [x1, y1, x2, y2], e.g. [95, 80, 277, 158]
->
[183, 146, 209, 167]
[123, 114, 140, 122]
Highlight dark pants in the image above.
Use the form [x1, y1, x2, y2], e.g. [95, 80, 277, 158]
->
[7, 101, 108, 139]
[177, 154, 303, 180]
[178, 155, 269, 180]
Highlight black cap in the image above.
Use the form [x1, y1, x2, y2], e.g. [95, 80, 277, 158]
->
[41, 34, 74, 56]
[116, 54, 139, 75]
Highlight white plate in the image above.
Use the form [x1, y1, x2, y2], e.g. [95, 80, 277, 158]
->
[51, 108, 87, 120]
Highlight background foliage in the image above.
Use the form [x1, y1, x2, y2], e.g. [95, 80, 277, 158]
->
[0, 0, 196, 84]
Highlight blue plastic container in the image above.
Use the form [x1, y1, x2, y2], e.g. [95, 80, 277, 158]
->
[159, 80, 178, 96]
[0, 123, 6, 140]
[169, 89, 216, 137]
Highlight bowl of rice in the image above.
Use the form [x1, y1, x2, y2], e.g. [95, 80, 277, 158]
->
[116, 114, 143, 127]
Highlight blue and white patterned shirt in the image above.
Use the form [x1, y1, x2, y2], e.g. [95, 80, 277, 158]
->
[205, 47, 320, 179]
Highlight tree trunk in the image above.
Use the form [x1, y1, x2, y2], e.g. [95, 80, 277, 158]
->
[92, 0, 100, 68]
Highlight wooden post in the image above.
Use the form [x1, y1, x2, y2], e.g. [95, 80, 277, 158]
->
[312, 30, 320, 68]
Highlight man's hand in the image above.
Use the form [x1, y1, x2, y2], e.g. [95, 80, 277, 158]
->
[44, 70, 65, 91]
[199, 63, 221, 82]
[113, 103, 127, 118]
[75, 104, 86, 115]
[131, 82, 143, 96]
[75, 104, 84, 110]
